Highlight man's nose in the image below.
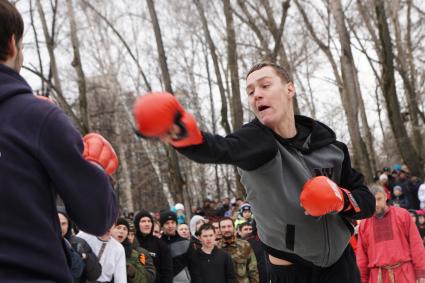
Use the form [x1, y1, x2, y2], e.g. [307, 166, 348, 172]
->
[253, 89, 265, 100]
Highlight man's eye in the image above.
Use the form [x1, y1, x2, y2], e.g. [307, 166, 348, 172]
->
[262, 84, 270, 88]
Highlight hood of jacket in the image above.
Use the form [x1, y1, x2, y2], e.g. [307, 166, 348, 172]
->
[252, 115, 336, 153]
[0, 64, 32, 105]
[134, 209, 154, 237]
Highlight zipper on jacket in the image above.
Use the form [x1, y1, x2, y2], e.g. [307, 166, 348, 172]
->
[323, 216, 331, 266]
[293, 149, 312, 178]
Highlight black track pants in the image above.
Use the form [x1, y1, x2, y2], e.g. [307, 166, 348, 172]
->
[268, 246, 360, 283]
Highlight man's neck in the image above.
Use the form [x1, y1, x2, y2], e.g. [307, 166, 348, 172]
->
[273, 114, 297, 139]
[1, 59, 18, 72]
[201, 245, 214, 254]
[375, 206, 389, 219]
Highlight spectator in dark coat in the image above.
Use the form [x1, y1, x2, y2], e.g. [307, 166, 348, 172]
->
[58, 207, 102, 283]
[160, 211, 194, 282]
[191, 223, 236, 283]
[134, 210, 173, 283]
[245, 220, 268, 283]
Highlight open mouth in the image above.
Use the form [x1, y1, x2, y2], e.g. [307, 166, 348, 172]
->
[258, 105, 270, 112]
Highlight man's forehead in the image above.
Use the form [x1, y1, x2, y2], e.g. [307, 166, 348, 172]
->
[247, 66, 277, 81]
[375, 192, 386, 199]
[220, 219, 233, 225]
[247, 66, 276, 81]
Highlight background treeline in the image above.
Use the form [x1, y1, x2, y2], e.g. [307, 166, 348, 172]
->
[14, 0, 425, 212]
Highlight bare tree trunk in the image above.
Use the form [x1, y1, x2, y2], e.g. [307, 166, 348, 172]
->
[29, 0, 45, 94]
[222, 0, 245, 199]
[36, 0, 83, 131]
[181, 53, 208, 202]
[194, 0, 231, 134]
[329, 0, 373, 182]
[223, 0, 243, 130]
[295, 0, 367, 175]
[356, 77, 378, 174]
[374, 86, 391, 161]
[66, 0, 89, 134]
[405, 0, 425, 125]
[374, 0, 423, 178]
[114, 83, 168, 211]
[203, 43, 222, 198]
[146, 0, 172, 93]
[114, 115, 134, 212]
[356, 0, 381, 54]
[147, 0, 186, 204]
[390, 0, 423, 158]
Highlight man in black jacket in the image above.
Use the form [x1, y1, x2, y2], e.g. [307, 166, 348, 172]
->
[57, 207, 102, 283]
[133, 62, 375, 283]
[134, 210, 173, 283]
[160, 211, 194, 282]
[191, 223, 236, 283]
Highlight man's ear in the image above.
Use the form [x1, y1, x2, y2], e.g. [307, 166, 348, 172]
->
[286, 81, 295, 98]
[8, 35, 18, 58]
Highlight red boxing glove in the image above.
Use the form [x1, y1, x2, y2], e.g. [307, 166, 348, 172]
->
[82, 133, 119, 175]
[169, 111, 203, 148]
[133, 92, 203, 147]
[300, 176, 345, 217]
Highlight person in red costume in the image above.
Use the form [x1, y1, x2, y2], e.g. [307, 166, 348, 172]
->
[133, 62, 375, 283]
[356, 185, 425, 283]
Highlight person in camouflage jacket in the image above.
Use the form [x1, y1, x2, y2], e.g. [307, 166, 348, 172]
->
[112, 218, 156, 283]
[127, 246, 156, 283]
[219, 217, 259, 283]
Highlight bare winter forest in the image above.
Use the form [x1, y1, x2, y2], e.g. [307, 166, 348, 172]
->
[13, 0, 425, 212]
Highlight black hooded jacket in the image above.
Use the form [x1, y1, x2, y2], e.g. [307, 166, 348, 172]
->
[177, 115, 375, 266]
[177, 115, 374, 220]
[134, 210, 173, 283]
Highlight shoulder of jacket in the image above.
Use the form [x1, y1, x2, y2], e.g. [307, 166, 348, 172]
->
[236, 239, 250, 246]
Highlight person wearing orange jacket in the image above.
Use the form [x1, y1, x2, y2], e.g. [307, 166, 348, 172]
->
[132, 62, 375, 283]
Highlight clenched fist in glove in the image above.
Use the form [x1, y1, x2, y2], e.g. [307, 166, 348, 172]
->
[133, 92, 203, 147]
[82, 133, 119, 175]
[300, 176, 360, 217]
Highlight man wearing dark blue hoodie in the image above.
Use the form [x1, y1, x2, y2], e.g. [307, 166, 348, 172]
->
[0, 1, 118, 282]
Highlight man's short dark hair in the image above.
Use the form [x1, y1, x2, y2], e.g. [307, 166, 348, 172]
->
[198, 223, 215, 235]
[246, 62, 293, 83]
[237, 222, 252, 231]
[0, 0, 24, 61]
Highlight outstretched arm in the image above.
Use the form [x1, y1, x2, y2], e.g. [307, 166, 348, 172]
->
[133, 92, 277, 171]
